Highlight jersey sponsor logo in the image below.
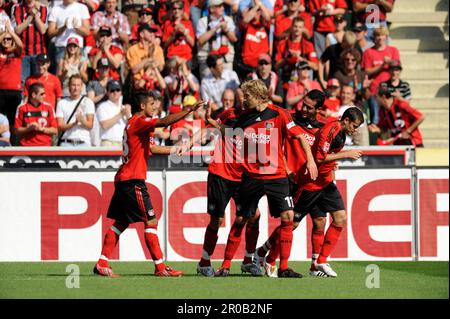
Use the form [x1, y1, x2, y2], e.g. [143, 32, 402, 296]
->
[302, 132, 315, 145]
[323, 141, 330, 153]
[244, 131, 271, 144]
[287, 121, 296, 129]
[38, 118, 47, 127]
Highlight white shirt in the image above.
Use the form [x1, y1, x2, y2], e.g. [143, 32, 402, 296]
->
[48, 2, 90, 47]
[56, 96, 95, 144]
[96, 99, 128, 142]
[201, 70, 240, 108]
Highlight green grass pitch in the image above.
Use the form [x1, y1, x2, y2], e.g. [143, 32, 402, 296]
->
[0, 261, 447, 299]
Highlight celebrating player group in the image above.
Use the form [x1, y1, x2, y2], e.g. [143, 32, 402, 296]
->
[93, 79, 364, 279]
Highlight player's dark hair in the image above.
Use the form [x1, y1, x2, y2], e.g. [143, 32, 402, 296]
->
[305, 89, 326, 109]
[130, 93, 152, 114]
[29, 82, 45, 96]
[341, 107, 364, 124]
[378, 83, 393, 98]
[206, 54, 222, 69]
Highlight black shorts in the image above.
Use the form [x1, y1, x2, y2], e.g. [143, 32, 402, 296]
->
[293, 182, 345, 223]
[107, 179, 155, 224]
[207, 173, 242, 217]
[239, 174, 293, 218]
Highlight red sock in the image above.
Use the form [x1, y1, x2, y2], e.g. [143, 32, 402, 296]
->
[243, 222, 259, 264]
[265, 226, 281, 265]
[98, 221, 128, 267]
[311, 229, 325, 257]
[221, 222, 245, 269]
[199, 225, 219, 267]
[144, 224, 165, 271]
[317, 223, 342, 265]
[279, 220, 293, 270]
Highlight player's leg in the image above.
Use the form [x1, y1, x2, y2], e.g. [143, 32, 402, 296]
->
[310, 216, 327, 266]
[219, 215, 249, 271]
[315, 183, 347, 277]
[240, 210, 263, 276]
[198, 173, 231, 276]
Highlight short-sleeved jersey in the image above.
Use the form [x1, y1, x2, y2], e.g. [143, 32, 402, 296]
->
[309, 0, 348, 33]
[285, 113, 325, 176]
[299, 120, 346, 191]
[378, 99, 423, 146]
[208, 108, 244, 182]
[115, 114, 158, 182]
[233, 103, 302, 180]
[14, 102, 57, 146]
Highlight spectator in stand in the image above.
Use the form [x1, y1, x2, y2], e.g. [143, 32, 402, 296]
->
[164, 56, 200, 113]
[24, 54, 63, 110]
[196, 0, 238, 78]
[248, 53, 284, 105]
[274, 0, 313, 42]
[121, 0, 148, 28]
[0, 0, 11, 32]
[170, 94, 205, 145]
[0, 20, 23, 138]
[325, 14, 346, 49]
[87, 58, 113, 104]
[333, 48, 371, 102]
[79, 0, 100, 13]
[130, 7, 161, 44]
[88, 26, 124, 82]
[11, 0, 48, 85]
[162, 1, 195, 64]
[150, 89, 170, 145]
[353, 21, 373, 53]
[14, 82, 58, 146]
[138, 59, 167, 96]
[0, 112, 11, 146]
[318, 30, 357, 89]
[126, 23, 165, 92]
[57, 36, 88, 96]
[239, 0, 272, 74]
[381, 60, 411, 102]
[369, 84, 425, 147]
[309, 0, 347, 58]
[276, 16, 318, 89]
[339, 85, 370, 146]
[353, 0, 395, 43]
[210, 88, 236, 119]
[240, 0, 273, 16]
[190, 0, 206, 29]
[200, 54, 240, 111]
[91, 0, 130, 49]
[362, 26, 400, 124]
[56, 74, 95, 147]
[47, 0, 90, 68]
[96, 80, 131, 147]
[157, 0, 190, 25]
[286, 61, 322, 110]
[322, 78, 341, 118]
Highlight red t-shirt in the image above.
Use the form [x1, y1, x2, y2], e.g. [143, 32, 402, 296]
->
[298, 120, 346, 192]
[274, 11, 313, 40]
[14, 101, 57, 146]
[241, 22, 270, 68]
[0, 49, 22, 91]
[285, 113, 325, 177]
[275, 37, 318, 65]
[115, 115, 159, 182]
[354, 0, 394, 22]
[286, 80, 323, 110]
[378, 99, 423, 146]
[234, 104, 303, 180]
[24, 73, 63, 110]
[323, 97, 341, 113]
[88, 45, 124, 81]
[162, 19, 195, 62]
[309, 0, 348, 33]
[361, 45, 400, 95]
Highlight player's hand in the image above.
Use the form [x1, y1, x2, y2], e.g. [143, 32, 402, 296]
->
[190, 100, 207, 112]
[346, 149, 363, 160]
[400, 130, 411, 139]
[305, 160, 318, 181]
[368, 123, 380, 133]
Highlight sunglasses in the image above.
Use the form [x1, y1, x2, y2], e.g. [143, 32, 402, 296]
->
[109, 89, 121, 93]
[172, 7, 183, 11]
[258, 61, 270, 66]
[344, 58, 356, 62]
[139, 12, 151, 16]
[99, 33, 112, 38]
[2, 37, 12, 41]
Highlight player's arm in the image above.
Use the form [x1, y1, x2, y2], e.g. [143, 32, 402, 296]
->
[295, 134, 318, 180]
[318, 149, 362, 163]
[150, 144, 186, 156]
[155, 100, 207, 128]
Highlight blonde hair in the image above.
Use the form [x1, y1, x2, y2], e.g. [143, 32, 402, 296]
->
[241, 79, 270, 104]
[373, 26, 389, 37]
[343, 31, 357, 47]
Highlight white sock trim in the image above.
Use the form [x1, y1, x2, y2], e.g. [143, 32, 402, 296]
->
[154, 258, 164, 265]
[145, 228, 157, 234]
[202, 250, 210, 260]
[100, 255, 108, 261]
[111, 226, 122, 236]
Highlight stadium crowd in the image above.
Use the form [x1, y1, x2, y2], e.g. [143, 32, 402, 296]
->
[0, 0, 425, 148]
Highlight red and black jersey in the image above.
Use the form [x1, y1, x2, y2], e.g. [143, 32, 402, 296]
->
[208, 108, 244, 182]
[233, 103, 302, 180]
[11, 3, 48, 56]
[115, 114, 158, 182]
[14, 101, 57, 146]
[298, 120, 346, 191]
[285, 113, 325, 177]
